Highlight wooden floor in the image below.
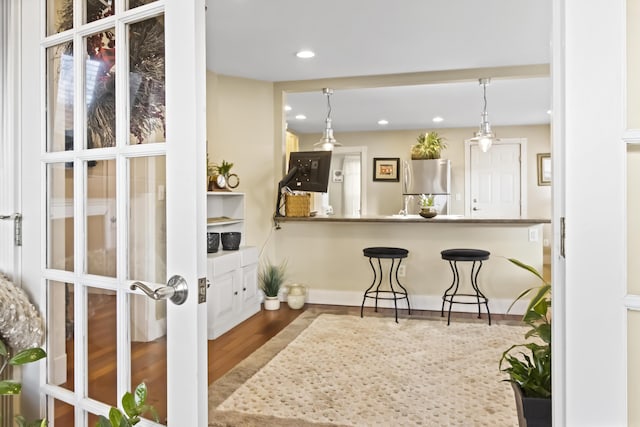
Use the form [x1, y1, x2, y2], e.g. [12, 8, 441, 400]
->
[53, 300, 522, 425]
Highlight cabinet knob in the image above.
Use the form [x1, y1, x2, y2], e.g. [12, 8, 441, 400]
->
[234, 291, 238, 295]
[243, 287, 247, 291]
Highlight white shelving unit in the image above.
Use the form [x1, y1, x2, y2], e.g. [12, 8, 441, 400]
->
[206, 191, 260, 339]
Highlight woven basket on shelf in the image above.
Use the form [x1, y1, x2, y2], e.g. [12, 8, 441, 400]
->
[285, 193, 311, 217]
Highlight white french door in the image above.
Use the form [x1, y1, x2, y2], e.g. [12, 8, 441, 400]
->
[20, 0, 207, 425]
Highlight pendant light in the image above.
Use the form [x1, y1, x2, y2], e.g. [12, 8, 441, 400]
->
[314, 88, 342, 151]
[470, 78, 495, 152]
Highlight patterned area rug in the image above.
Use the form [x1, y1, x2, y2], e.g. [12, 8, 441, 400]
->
[208, 311, 526, 426]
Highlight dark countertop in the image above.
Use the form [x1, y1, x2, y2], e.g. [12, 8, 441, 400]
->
[275, 214, 551, 225]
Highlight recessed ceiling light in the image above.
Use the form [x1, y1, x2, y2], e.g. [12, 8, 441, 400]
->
[377, 119, 389, 125]
[295, 114, 307, 120]
[284, 105, 292, 111]
[432, 116, 444, 123]
[296, 50, 315, 59]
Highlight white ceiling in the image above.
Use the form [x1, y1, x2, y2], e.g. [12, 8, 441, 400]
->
[205, 0, 552, 134]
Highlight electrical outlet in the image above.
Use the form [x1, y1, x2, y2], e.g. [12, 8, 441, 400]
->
[398, 265, 406, 277]
[529, 228, 539, 242]
[543, 238, 550, 247]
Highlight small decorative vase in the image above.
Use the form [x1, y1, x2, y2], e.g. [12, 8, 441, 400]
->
[286, 284, 306, 309]
[419, 207, 437, 218]
[221, 232, 241, 250]
[264, 296, 280, 310]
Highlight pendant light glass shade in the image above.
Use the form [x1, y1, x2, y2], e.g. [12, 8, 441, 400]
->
[314, 88, 342, 151]
[470, 78, 495, 152]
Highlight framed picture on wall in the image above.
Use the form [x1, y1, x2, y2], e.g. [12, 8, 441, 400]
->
[537, 153, 551, 186]
[373, 157, 400, 182]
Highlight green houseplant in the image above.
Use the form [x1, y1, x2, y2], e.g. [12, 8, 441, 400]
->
[95, 382, 158, 427]
[259, 261, 287, 311]
[499, 258, 551, 426]
[410, 131, 447, 159]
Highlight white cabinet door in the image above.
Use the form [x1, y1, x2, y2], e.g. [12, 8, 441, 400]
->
[241, 263, 258, 307]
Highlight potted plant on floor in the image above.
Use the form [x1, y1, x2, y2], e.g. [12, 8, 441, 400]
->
[259, 260, 287, 310]
[500, 258, 551, 427]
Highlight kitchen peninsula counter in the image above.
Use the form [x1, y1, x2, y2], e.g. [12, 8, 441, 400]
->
[275, 214, 550, 225]
[273, 214, 548, 316]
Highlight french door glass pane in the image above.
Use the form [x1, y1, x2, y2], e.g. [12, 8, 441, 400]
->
[86, 28, 116, 149]
[130, 296, 167, 423]
[47, 281, 75, 394]
[87, 286, 117, 407]
[46, 0, 72, 35]
[47, 43, 74, 153]
[128, 16, 166, 144]
[47, 163, 74, 271]
[86, 0, 114, 24]
[86, 160, 117, 277]
[52, 397, 75, 426]
[126, 0, 158, 11]
[128, 156, 166, 282]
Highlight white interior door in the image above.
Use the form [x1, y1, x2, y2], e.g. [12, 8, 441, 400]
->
[19, 0, 207, 425]
[465, 139, 526, 218]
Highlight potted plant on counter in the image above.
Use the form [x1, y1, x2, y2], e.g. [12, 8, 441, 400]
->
[499, 258, 551, 427]
[259, 260, 287, 310]
[411, 131, 447, 160]
[418, 194, 437, 218]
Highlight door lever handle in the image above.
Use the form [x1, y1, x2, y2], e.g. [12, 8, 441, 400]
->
[130, 275, 188, 305]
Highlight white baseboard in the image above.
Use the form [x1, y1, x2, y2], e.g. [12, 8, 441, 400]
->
[306, 288, 528, 316]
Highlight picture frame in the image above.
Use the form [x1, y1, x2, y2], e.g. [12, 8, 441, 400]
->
[373, 157, 400, 182]
[537, 153, 551, 186]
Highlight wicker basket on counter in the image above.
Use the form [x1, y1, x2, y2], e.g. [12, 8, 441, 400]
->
[285, 193, 311, 217]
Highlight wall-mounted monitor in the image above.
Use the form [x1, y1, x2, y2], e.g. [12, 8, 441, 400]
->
[275, 150, 332, 218]
[286, 151, 332, 193]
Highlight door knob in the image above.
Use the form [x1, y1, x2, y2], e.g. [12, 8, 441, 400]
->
[130, 275, 188, 305]
[473, 207, 479, 211]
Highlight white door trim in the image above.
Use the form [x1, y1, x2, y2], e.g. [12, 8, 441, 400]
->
[463, 138, 528, 218]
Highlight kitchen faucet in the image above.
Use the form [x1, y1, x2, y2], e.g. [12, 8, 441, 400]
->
[399, 195, 414, 216]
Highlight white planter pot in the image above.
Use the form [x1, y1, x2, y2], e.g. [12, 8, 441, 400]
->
[264, 297, 280, 310]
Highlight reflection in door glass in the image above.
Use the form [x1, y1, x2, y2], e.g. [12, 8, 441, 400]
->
[128, 156, 166, 283]
[86, 160, 117, 277]
[47, 281, 75, 393]
[47, 163, 74, 271]
[126, 0, 158, 11]
[87, 286, 117, 407]
[46, 0, 72, 35]
[86, 0, 114, 24]
[85, 28, 116, 148]
[46, 43, 74, 153]
[129, 16, 166, 144]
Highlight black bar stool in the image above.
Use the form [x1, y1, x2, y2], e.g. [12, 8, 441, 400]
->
[440, 248, 491, 325]
[360, 247, 411, 323]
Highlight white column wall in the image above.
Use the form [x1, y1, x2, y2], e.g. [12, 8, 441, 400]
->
[562, 0, 627, 425]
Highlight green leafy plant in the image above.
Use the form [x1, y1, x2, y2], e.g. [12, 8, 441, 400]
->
[411, 131, 447, 159]
[419, 194, 434, 208]
[259, 260, 287, 298]
[95, 382, 158, 427]
[0, 339, 47, 427]
[499, 258, 551, 399]
[211, 160, 234, 178]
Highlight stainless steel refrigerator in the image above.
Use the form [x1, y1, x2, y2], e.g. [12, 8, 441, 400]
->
[402, 159, 451, 214]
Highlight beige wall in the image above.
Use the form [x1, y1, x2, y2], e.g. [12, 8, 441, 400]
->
[205, 73, 550, 311]
[298, 125, 552, 261]
[297, 124, 551, 217]
[206, 72, 276, 257]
